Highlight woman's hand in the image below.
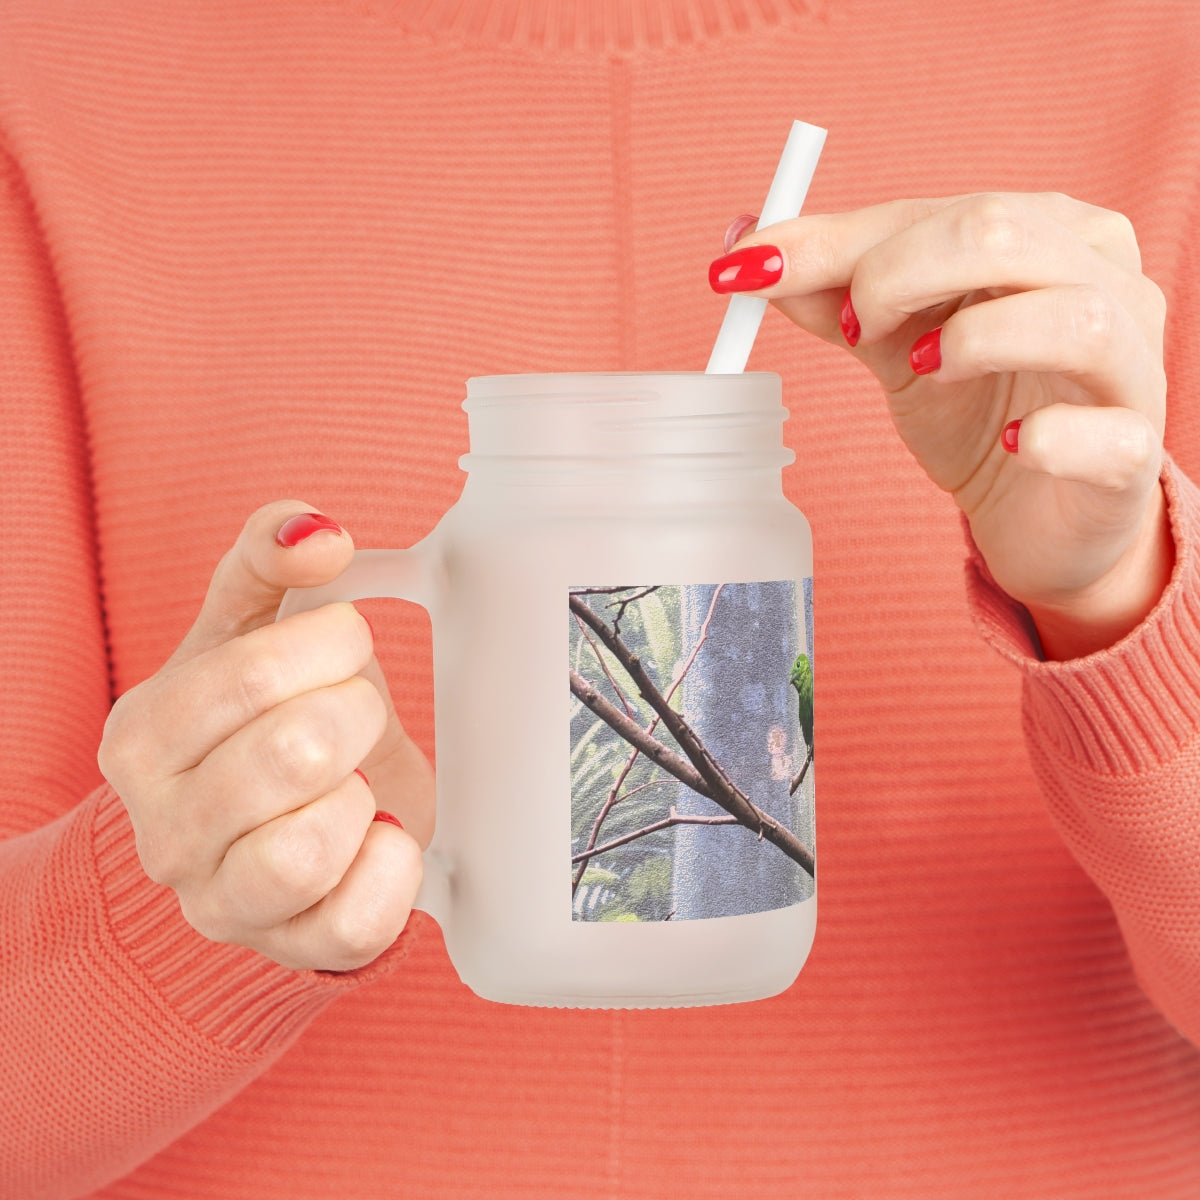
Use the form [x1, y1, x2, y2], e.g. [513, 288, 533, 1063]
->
[711, 192, 1172, 659]
[98, 501, 434, 972]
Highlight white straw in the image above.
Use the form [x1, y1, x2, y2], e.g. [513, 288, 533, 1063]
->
[705, 120, 827, 374]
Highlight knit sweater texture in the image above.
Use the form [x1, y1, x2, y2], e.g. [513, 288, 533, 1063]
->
[2, 1, 1199, 1196]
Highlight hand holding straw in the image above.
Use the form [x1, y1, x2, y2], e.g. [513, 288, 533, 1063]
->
[705, 120, 827, 374]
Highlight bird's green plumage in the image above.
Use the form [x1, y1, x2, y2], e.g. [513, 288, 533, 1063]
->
[790, 652, 814, 755]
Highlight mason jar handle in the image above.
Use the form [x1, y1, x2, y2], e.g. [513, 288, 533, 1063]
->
[275, 546, 452, 930]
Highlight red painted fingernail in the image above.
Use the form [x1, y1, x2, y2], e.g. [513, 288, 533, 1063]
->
[275, 512, 343, 548]
[722, 213, 759, 254]
[1002, 419, 1022, 453]
[354, 768, 370, 787]
[708, 244, 784, 293]
[910, 327, 942, 375]
[372, 810, 405, 830]
[839, 290, 860, 347]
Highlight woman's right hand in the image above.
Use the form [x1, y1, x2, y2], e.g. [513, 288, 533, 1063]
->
[97, 501, 434, 972]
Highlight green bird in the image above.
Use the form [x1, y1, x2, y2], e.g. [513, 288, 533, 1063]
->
[790, 652, 814, 757]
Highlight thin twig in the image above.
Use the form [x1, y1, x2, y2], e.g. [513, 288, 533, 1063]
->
[573, 613, 635, 718]
[604, 585, 662, 636]
[789, 746, 813, 796]
[664, 584, 724, 705]
[604, 778, 685, 805]
[571, 586, 726, 893]
[572, 808, 740, 865]
[568, 669, 711, 799]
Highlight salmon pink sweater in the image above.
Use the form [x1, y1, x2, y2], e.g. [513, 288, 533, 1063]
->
[2, 1, 1199, 1197]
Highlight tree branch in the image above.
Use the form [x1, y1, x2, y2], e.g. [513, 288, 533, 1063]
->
[604, 585, 661, 636]
[568, 668, 712, 800]
[789, 745, 813, 796]
[573, 614, 635, 717]
[568, 585, 662, 638]
[572, 807, 740, 865]
[572, 775, 677, 895]
[569, 586, 640, 596]
[571, 585, 727, 896]
[572, 740, 644, 896]
[667, 584, 724, 702]
[570, 594, 815, 878]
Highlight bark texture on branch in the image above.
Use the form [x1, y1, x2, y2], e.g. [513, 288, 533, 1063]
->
[569, 669, 711, 799]
[571, 585, 726, 892]
[569, 595, 815, 878]
[790, 746, 813, 796]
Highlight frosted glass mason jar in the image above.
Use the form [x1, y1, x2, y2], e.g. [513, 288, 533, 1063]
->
[278, 372, 816, 1008]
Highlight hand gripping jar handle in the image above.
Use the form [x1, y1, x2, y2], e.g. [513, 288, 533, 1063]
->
[275, 545, 453, 931]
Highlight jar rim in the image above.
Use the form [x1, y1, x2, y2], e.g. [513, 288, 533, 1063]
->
[464, 371, 782, 411]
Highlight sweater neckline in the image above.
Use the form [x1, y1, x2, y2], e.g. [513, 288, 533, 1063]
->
[351, 0, 827, 53]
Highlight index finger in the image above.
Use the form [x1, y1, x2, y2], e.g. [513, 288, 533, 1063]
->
[729, 191, 1143, 299]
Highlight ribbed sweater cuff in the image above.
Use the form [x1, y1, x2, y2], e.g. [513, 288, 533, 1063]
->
[91, 783, 419, 1058]
[964, 453, 1200, 775]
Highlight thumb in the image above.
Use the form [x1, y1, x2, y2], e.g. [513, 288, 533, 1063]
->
[166, 500, 356, 670]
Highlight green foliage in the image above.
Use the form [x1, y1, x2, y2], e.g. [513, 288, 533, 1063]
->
[590, 853, 672, 922]
[569, 586, 692, 922]
[634, 588, 679, 695]
[625, 854, 671, 913]
[579, 866, 620, 889]
[569, 715, 607, 771]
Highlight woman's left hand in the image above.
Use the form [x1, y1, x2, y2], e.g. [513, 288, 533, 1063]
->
[711, 192, 1172, 659]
